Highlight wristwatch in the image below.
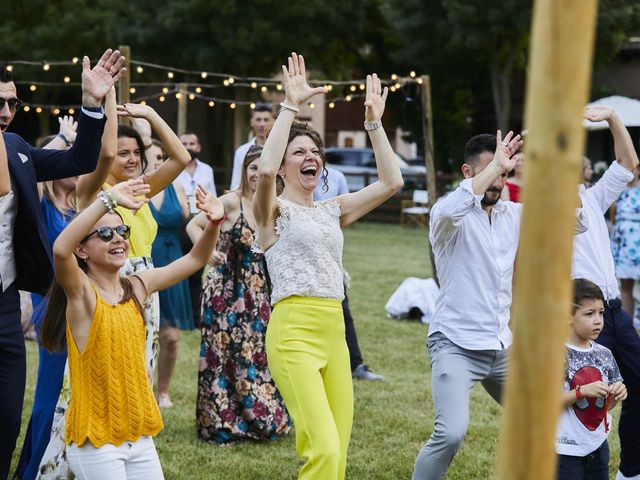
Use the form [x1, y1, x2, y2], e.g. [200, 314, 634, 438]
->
[364, 121, 381, 131]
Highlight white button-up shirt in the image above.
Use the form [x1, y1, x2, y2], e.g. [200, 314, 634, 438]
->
[573, 161, 634, 300]
[0, 191, 17, 291]
[429, 179, 521, 350]
[177, 159, 217, 197]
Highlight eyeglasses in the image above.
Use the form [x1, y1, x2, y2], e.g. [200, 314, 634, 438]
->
[82, 225, 131, 243]
[0, 97, 22, 112]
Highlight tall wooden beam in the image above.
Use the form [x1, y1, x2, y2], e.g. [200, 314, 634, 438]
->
[421, 75, 438, 282]
[177, 82, 188, 135]
[496, 1, 599, 479]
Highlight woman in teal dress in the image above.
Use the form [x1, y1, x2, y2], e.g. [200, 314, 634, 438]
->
[148, 139, 193, 408]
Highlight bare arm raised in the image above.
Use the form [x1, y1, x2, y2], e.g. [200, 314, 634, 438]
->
[584, 106, 639, 172]
[118, 103, 191, 196]
[254, 52, 326, 250]
[333, 74, 404, 226]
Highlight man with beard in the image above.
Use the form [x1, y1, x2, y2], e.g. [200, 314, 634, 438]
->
[230, 102, 274, 190]
[413, 131, 523, 480]
[177, 131, 216, 326]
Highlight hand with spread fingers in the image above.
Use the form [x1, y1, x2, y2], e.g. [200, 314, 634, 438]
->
[583, 105, 615, 123]
[117, 103, 154, 119]
[82, 49, 127, 108]
[364, 74, 388, 124]
[109, 178, 151, 210]
[281, 52, 327, 107]
[493, 130, 523, 174]
[57, 115, 78, 144]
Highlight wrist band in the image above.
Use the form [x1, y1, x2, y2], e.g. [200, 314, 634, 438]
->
[280, 102, 300, 114]
[209, 214, 227, 226]
[57, 133, 71, 146]
[364, 121, 381, 131]
[575, 385, 583, 400]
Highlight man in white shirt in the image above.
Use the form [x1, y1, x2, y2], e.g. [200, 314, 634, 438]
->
[413, 131, 524, 480]
[573, 106, 640, 480]
[230, 103, 274, 189]
[314, 167, 383, 381]
[178, 131, 216, 205]
[177, 131, 215, 326]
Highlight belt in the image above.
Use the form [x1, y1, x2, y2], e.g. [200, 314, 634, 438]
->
[605, 297, 621, 310]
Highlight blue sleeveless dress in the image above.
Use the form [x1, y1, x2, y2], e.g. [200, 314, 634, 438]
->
[149, 184, 194, 330]
[16, 197, 73, 480]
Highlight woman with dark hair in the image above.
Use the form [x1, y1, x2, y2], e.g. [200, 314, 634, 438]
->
[253, 53, 403, 479]
[187, 145, 291, 444]
[15, 88, 118, 480]
[39, 179, 222, 479]
[147, 139, 193, 409]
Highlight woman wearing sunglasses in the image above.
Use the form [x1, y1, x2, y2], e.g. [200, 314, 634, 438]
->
[187, 145, 291, 445]
[39, 179, 223, 479]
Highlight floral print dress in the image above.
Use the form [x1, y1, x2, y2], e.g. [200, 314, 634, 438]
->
[612, 186, 640, 279]
[196, 204, 290, 444]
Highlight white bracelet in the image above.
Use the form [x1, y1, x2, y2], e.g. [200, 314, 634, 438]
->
[364, 121, 382, 131]
[98, 190, 117, 214]
[280, 102, 300, 114]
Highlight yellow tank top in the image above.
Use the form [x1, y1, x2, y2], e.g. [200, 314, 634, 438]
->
[65, 286, 163, 447]
[104, 184, 158, 258]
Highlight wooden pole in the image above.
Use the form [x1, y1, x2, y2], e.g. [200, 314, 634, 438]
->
[420, 75, 438, 283]
[177, 82, 188, 135]
[117, 45, 131, 126]
[496, 1, 598, 479]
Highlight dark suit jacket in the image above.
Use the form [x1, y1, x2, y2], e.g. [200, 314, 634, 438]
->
[5, 111, 106, 294]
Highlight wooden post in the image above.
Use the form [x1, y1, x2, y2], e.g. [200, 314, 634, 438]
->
[177, 82, 188, 135]
[496, 1, 599, 479]
[421, 75, 438, 283]
[117, 45, 131, 126]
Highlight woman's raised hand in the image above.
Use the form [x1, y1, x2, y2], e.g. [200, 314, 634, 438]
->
[195, 185, 225, 223]
[364, 74, 388, 124]
[282, 52, 327, 107]
[117, 103, 154, 119]
[109, 178, 151, 210]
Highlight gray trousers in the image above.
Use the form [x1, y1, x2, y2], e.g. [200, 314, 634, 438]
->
[413, 332, 509, 480]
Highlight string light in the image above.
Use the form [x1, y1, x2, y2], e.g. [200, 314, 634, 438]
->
[63, 76, 70, 83]
[261, 86, 267, 92]
[140, 100, 146, 105]
[359, 84, 365, 90]
[162, 87, 169, 94]
[276, 84, 282, 91]
[390, 86, 396, 92]
[223, 79, 229, 86]
[36, 107, 42, 113]
[136, 66, 144, 73]
[394, 83, 401, 89]
[30, 85, 37, 91]
[208, 101, 215, 107]
[250, 102, 256, 109]
[328, 102, 335, 109]
[309, 103, 315, 109]
[72, 57, 79, 64]
[251, 82, 257, 89]
[391, 73, 397, 81]
[227, 77, 234, 85]
[201, 72, 207, 79]
[43, 63, 50, 71]
[68, 108, 75, 114]
[23, 105, 30, 112]
[410, 71, 416, 78]
[350, 85, 356, 92]
[175, 92, 182, 99]
[6, 65, 13, 72]
[346, 95, 352, 102]
[230, 103, 236, 109]
[129, 87, 136, 94]
[417, 78, 423, 85]
[195, 87, 202, 93]
[189, 94, 195, 100]
[167, 71, 174, 79]
[159, 96, 165, 102]
[52, 108, 60, 115]
[325, 85, 333, 92]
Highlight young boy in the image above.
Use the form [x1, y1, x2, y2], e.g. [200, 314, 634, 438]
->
[556, 279, 628, 479]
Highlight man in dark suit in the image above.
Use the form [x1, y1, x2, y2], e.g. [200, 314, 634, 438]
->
[0, 49, 125, 479]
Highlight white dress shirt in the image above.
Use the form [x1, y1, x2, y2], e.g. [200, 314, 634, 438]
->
[0, 191, 17, 291]
[177, 159, 217, 197]
[313, 167, 349, 201]
[230, 139, 256, 190]
[428, 178, 521, 350]
[573, 161, 634, 300]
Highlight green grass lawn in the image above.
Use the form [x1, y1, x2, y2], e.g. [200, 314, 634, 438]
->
[12, 222, 621, 479]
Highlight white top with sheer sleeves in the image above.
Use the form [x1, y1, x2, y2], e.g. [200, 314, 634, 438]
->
[259, 196, 345, 305]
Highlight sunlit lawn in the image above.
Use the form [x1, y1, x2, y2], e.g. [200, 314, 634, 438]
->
[13, 222, 621, 479]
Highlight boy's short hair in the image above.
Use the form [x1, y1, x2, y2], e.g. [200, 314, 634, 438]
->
[573, 278, 604, 313]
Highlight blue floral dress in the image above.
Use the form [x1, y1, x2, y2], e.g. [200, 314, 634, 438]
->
[612, 187, 640, 279]
[196, 202, 290, 444]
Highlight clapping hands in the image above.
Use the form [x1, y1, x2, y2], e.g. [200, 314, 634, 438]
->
[281, 53, 327, 107]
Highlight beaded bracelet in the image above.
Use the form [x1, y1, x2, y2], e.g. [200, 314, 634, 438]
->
[98, 190, 118, 214]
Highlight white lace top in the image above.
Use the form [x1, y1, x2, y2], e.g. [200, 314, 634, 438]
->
[262, 197, 345, 305]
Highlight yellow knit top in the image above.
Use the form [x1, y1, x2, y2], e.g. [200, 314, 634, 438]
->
[65, 286, 163, 447]
[104, 183, 158, 258]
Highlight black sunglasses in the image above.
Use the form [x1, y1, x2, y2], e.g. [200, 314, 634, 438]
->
[82, 225, 131, 243]
[0, 97, 22, 112]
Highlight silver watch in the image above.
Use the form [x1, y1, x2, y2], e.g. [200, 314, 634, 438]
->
[364, 121, 381, 131]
